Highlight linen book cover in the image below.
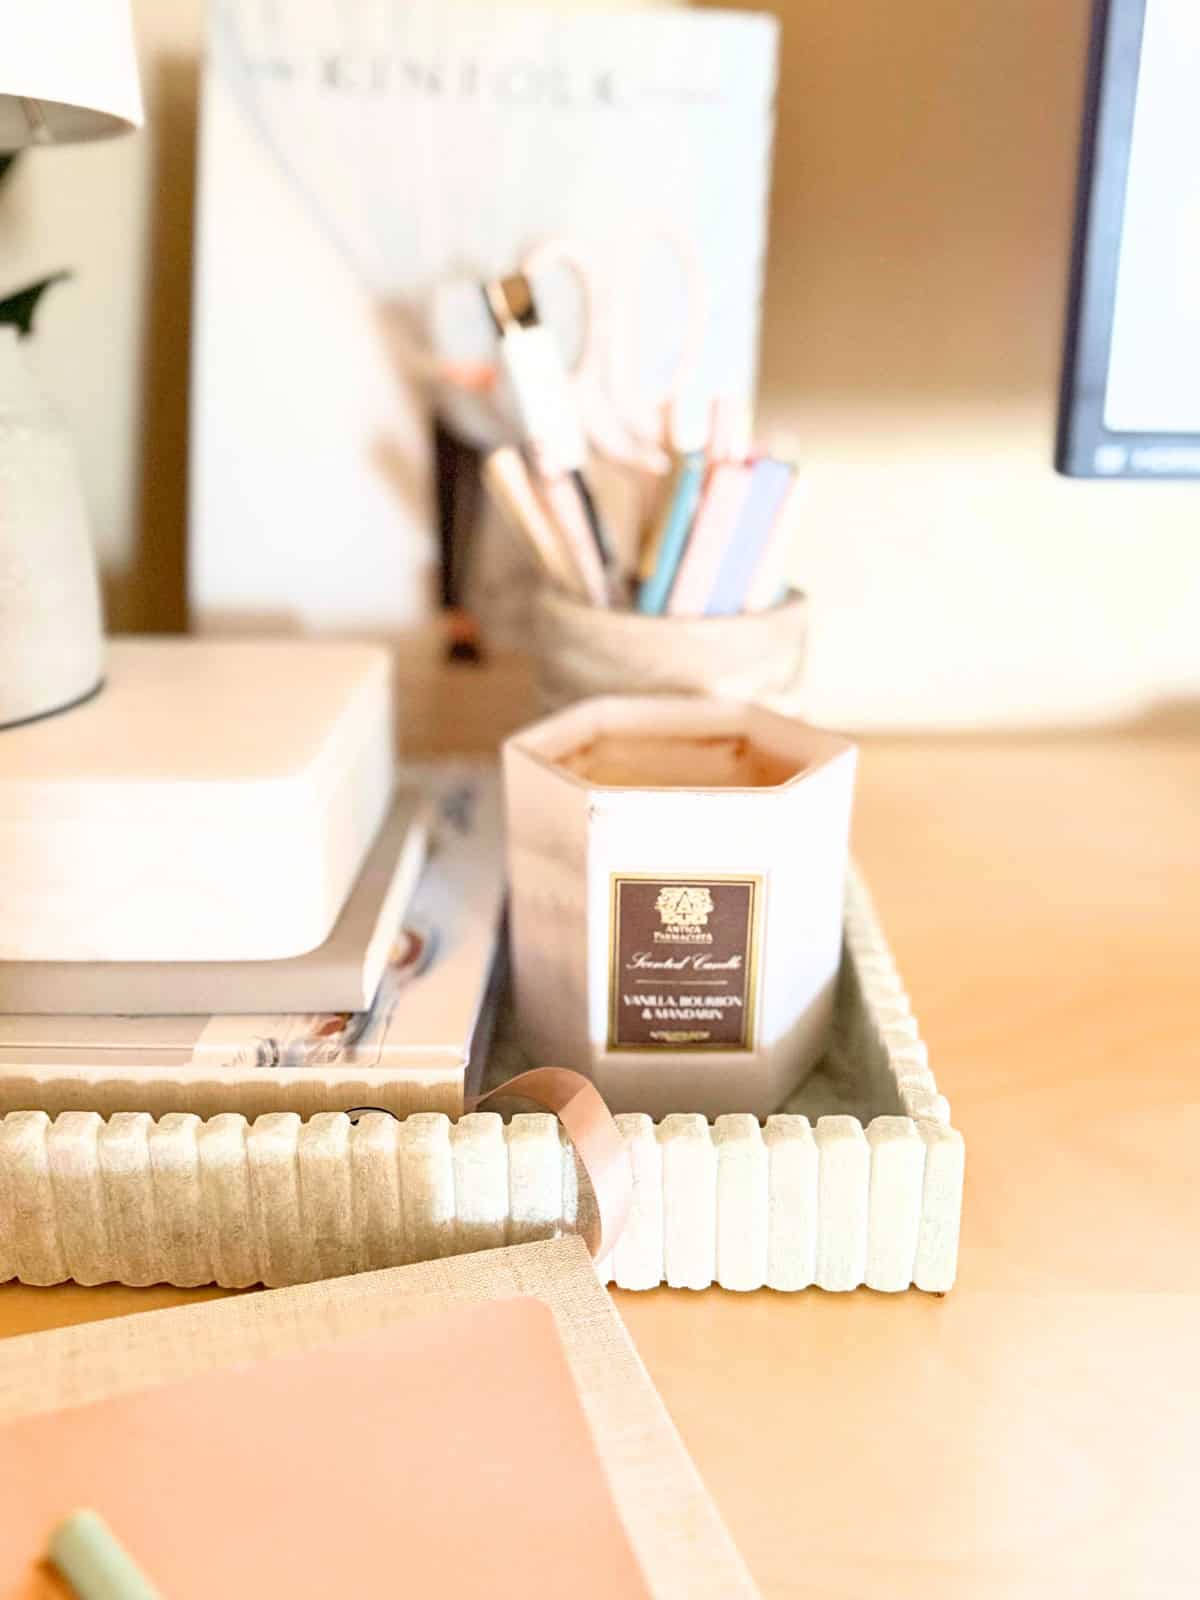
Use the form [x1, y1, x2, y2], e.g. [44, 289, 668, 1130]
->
[0, 1300, 653, 1599]
[0, 1239, 761, 1598]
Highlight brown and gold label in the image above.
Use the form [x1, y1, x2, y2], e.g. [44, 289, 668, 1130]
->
[608, 875, 760, 1051]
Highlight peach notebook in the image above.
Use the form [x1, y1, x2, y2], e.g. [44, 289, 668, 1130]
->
[0, 1296, 651, 1599]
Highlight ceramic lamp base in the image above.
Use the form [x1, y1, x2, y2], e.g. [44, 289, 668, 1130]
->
[0, 326, 106, 730]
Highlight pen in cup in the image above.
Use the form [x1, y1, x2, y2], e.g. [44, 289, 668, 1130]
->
[483, 446, 590, 599]
[529, 446, 613, 608]
[636, 449, 706, 615]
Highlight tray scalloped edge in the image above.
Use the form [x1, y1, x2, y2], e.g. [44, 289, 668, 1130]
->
[0, 865, 963, 1293]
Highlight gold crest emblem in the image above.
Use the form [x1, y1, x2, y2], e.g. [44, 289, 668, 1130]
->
[655, 885, 713, 929]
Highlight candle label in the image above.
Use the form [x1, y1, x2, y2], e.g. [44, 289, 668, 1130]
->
[608, 875, 760, 1051]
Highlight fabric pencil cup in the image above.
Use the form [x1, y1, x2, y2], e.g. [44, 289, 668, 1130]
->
[529, 588, 808, 712]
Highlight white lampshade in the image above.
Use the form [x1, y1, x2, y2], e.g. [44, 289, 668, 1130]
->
[0, 0, 143, 149]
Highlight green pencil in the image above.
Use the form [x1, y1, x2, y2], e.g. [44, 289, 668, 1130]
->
[47, 1510, 163, 1600]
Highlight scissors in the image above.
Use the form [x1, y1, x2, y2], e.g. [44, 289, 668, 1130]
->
[408, 227, 708, 473]
[515, 227, 708, 473]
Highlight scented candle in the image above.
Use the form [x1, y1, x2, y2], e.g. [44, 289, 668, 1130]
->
[503, 696, 857, 1119]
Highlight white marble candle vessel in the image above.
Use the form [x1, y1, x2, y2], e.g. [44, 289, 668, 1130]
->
[503, 697, 857, 1119]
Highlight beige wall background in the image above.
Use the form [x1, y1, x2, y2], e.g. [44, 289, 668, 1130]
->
[2, 0, 1198, 728]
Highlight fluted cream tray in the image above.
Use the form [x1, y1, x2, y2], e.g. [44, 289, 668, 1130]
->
[0, 868, 961, 1294]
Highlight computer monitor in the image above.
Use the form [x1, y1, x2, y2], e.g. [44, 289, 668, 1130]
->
[1057, 0, 1200, 478]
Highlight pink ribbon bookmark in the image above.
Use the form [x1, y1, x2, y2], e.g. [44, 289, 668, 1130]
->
[470, 1069, 632, 1265]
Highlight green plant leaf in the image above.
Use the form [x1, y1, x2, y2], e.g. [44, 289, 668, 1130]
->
[0, 271, 70, 338]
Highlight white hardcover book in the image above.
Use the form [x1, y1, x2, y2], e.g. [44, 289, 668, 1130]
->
[191, 2, 778, 632]
[0, 791, 432, 1016]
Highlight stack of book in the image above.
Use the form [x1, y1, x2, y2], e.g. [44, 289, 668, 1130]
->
[0, 766, 506, 1120]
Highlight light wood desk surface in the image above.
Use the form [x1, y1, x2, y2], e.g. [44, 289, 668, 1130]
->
[1, 662, 1196, 1597]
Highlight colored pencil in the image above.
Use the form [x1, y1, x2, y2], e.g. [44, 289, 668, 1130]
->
[635, 451, 706, 615]
[535, 467, 612, 608]
[742, 472, 805, 612]
[482, 447, 589, 599]
[667, 461, 753, 617]
[706, 459, 797, 616]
